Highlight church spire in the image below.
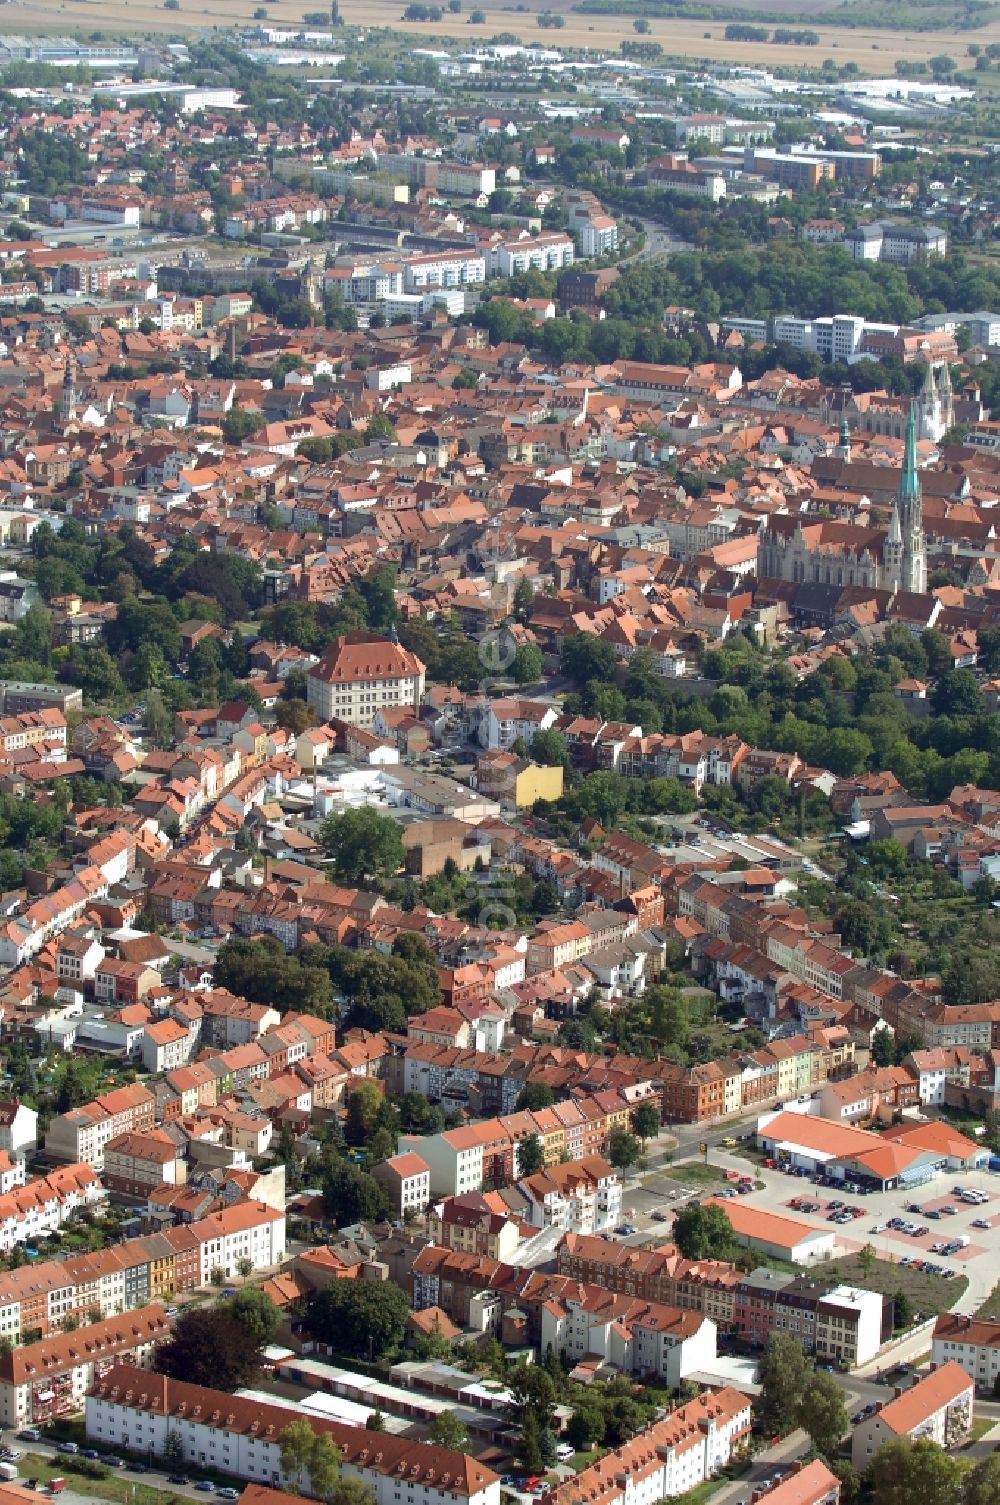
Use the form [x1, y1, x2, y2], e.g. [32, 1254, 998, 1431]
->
[896, 403, 926, 595]
[900, 403, 920, 506]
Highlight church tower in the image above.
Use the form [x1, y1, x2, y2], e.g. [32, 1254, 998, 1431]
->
[834, 416, 852, 462]
[897, 404, 927, 595]
[917, 359, 942, 442]
[938, 359, 955, 434]
[59, 358, 76, 426]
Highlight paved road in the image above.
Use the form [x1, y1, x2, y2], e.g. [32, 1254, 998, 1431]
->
[4, 1440, 229, 1503]
[709, 1430, 809, 1505]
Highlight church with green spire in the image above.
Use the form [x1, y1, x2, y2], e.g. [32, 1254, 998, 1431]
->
[757, 402, 927, 596]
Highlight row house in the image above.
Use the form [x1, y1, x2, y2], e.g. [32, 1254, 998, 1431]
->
[0, 1303, 169, 1428]
[45, 1083, 157, 1170]
[87, 1365, 499, 1505]
[0, 1201, 280, 1340]
[539, 1390, 751, 1505]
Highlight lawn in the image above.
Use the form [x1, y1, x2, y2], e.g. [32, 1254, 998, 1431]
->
[22, 1455, 188, 1505]
[975, 1278, 1000, 1319]
[670, 1162, 728, 1187]
[810, 1254, 968, 1317]
[962, 1418, 997, 1446]
[568, 1450, 607, 1472]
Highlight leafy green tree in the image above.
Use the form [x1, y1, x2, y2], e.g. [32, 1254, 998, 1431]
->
[607, 1128, 640, 1173]
[962, 1453, 1000, 1505]
[796, 1371, 848, 1458]
[757, 1332, 811, 1437]
[892, 1289, 914, 1330]
[561, 633, 616, 685]
[517, 1133, 545, 1177]
[280, 1418, 318, 1495]
[222, 408, 266, 444]
[512, 642, 543, 686]
[320, 807, 405, 884]
[868, 1436, 963, 1505]
[517, 1082, 555, 1111]
[632, 1102, 660, 1145]
[321, 1159, 390, 1225]
[309, 1279, 409, 1359]
[531, 728, 570, 769]
[228, 1286, 280, 1346]
[154, 1307, 263, 1390]
[672, 1202, 738, 1261]
[214, 935, 334, 1018]
[429, 1412, 467, 1449]
[566, 1395, 605, 1450]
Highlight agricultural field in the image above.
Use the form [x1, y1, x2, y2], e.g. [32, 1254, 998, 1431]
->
[7, 0, 1000, 71]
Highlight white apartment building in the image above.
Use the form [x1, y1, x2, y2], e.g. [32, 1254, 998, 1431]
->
[190, 1201, 286, 1284]
[400, 1125, 489, 1198]
[402, 250, 486, 290]
[44, 1083, 156, 1170]
[540, 1296, 715, 1387]
[542, 1390, 751, 1505]
[87, 1365, 501, 1505]
[933, 1314, 1000, 1391]
[518, 1157, 621, 1235]
[489, 233, 574, 277]
[815, 1285, 885, 1367]
[0, 1101, 38, 1160]
[0, 1304, 169, 1428]
[306, 632, 425, 727]
[851, 1360, 974, 1468]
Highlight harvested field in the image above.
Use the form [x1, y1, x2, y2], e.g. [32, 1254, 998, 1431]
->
[8, 0, 1000, 72]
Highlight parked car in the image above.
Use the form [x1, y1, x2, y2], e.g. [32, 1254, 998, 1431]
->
[103, 1457, 125, 1469]
[973, 1218, 991, 1229]
[194, 1484, 215, 1493]
[18, 1432, 41, 1444]
[217, 1490, 240, 1500]
[55, 1445, 79, 1456]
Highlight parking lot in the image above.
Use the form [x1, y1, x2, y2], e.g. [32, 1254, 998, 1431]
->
[623, 1147, 1000, 1315]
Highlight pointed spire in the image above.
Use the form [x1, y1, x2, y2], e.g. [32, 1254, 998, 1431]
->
[920, 360, 937, 397]
[900, 404, 920, 504]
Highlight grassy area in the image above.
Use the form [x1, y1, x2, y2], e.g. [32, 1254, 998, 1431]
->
[672, 1480, 729, 1505]
[670, 1162, 730, 1186]
[22, 1455, 187, 1505]
[963, 1418, 997, 1446]
[568, 1450, 607, 1473]
[810, 1254, 968, 1317]
[975, 1279, 1000, 1319]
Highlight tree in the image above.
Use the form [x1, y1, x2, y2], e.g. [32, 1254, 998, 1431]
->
[796, 1371, 848, 1458]
[892, 1289, 914, 1330]
[322, 1159, 390, 1226]
[607, 1128, 640, 1173]
[320, 807, 405, 884]
[517, 1133, 545, 1177]
[561, 633, 616, 686]
[963, 1454, 1000, 1505]
[155, 1307, 264, 1390]
[144, 689, 172, 750]
[517, 1082, 555, 1111]
[757, 1332, 811, 1437]
[868, 1436, 963, 1505]
[513, 576, 533, 624]
[871, 1028, 895, 1068]
[566, 1395, 606, 1450]
[228, 1286, 280, 1346]
[222, 408, 266, 445]
[281, 1418, 320, 1496]
[429, 1412, 468, 1449]
[531, 728, 570, 769]
[632, 1102, 660, 1146]
[276, 698, 317, 735]
[309, 1279, 410, 1359]
[512, 642, 543, 686]
[672, 1202, 738, 1261]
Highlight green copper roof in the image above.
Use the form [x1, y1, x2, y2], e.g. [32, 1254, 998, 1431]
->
[900, 405, 920, 504]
